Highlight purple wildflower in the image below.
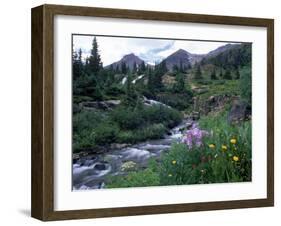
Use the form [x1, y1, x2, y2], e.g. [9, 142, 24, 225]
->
[182, 124, 208, 149]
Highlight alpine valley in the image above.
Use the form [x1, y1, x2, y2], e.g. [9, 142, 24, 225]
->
[72, 37, 252, 190]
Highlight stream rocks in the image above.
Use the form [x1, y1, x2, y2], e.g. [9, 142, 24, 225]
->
[72, 120, 194, 190]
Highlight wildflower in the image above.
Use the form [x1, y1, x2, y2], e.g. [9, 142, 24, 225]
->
[233, 156, 239, 161]
[168, 174, 172, 177]
[172, 160, 177, 165]
[181, 124, 209, 149]
[209, 144, 215, 149]
[221, 145, 227, 151]
[230, 138, 237, 144]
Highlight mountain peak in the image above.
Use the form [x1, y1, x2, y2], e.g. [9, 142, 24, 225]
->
[107, 53, 144, 70]
[175, 48, 189, 54]
[123, 53, 137, 58]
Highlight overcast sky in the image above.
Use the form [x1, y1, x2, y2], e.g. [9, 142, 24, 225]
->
[73, 35, 238, 66]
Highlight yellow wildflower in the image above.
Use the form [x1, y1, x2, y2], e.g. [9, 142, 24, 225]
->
[230, 138, 237, 144]
[209, 144, 215, 149]
[233, 156, 239, 162]
[172, 160, 177, 165]
[221, 145, 227, 151]
[168, 174, 172, 177]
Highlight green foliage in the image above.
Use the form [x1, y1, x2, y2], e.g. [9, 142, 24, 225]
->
[72, 48, 84, 79]
[121, 62, 128, 74]
[194, 65, 203, 80]
[235, 68, 240, 79]
[159, 143, 206, 185]
[239, 66, 251, 104]
[110, 106, 145, 130]
[141, 105, 182, 128]
[138, 61, 146, 75]
[73, 104, 182, 152]
[156, 92, 193, 111]
[159, 112, 251, 185]
[87, 37, 103, 74]
[106, 168, 160, 188]
[73, 74, 103, 100]
[93, 122, 119, 145]
[223, 69, 232, 80]
[123, 73, 138, 106]
[173, 72, 186, 93]
[210, 69, 217, 80]
[204, 43, 252, 70]
[73, 111, 104, 151]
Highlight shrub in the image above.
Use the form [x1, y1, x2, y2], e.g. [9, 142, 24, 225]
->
[110, 106, 145, 130]
[142, 104, 182, 127]
[156, 93, 193, 111]
[93, 122, 119, 145]
[106, 168, 160, 188]
[239, 66, 252, 105]
[135, 123, 166, 140]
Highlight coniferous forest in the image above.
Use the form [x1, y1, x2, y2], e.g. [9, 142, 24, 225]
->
[72, 36, 252, 190]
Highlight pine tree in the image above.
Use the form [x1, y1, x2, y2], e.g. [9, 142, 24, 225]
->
[210, 69, 217, 80]
[121, 61, 127, 74]
[223, 69, 232, 80]
[72, 48, 84, 79]
[147, 68, 154, 94]
[194, 65, 203, 80]
[139, 61, 146, 74]
[173, 72, 185, 93]
[235, 68, 240, 79]
[219, 69, 223, 78]
[133, 62, 137, 73]
[124, 72, 137, 106]
[88, 37, 102, 74]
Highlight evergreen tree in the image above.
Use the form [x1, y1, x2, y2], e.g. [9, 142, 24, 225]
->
[133, 62, 137, 73]
[210, 69, 217, 80]
[235, 68, 240, 79]
[179, 61, 184, 73]
[124, 72, 137, 106]
[152, 61, 166, 91]
[121, 61, 127, 74]
[219, 69, 223, 78]
[88, 37, 102, 74]
[72, 48, 84, 79]
[115, 65, 120, 73]
[173, 72, 185, 93]
[139, 61, 146, 74]
[194, 65, 203, 80]
[223, 69, 232, 80]
[147, 68, 155, 94]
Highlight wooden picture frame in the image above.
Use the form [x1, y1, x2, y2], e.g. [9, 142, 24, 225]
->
[31, 4, 274, 221]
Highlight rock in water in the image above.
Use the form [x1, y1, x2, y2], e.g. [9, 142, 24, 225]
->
[228, 100, 251, 124]
[94, 163, 107, 171]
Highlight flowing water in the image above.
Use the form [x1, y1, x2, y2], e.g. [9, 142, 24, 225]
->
[72, 119, 193, 190]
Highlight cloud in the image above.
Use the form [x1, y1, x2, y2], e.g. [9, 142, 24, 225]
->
[139, 41, 175, 64]
[73, 35, 238, 66]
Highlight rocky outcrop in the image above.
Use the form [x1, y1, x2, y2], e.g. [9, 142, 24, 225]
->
[227, 100, 251, 124]
[80, 100, 121, 110]
[193, 94, 233, 116]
